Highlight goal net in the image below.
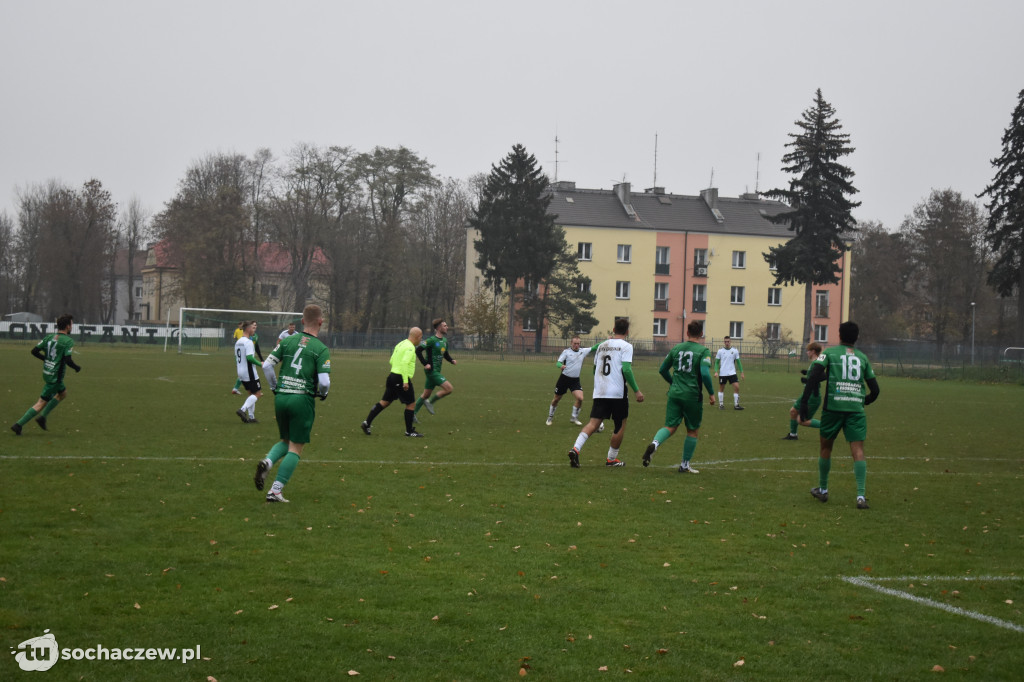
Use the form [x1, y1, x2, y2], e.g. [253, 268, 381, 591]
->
[177, 307, 304, 354]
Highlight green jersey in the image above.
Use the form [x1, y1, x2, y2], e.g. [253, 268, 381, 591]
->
[36, 332, 75, 385]
[660, 341, 713, 401]
[269, 332, 331, 396]
[813, 344, 875, 413]
[420, 334, 449, 368]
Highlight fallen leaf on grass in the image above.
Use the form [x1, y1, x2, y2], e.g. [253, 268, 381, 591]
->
[932, 665, 944, 672]
[734, 658, 745, 667]
[133, 603, 141, 609]
[347, 671, 359, 676]
[268, 604, 278, 610]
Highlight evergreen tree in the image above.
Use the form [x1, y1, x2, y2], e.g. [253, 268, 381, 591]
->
[761, 89, 860, 343]
[978, 87, 1024, 344]
[515, 244, 598, 351]
[470, 144, 565, 347]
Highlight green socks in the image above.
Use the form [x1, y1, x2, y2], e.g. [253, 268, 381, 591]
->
[854, 460, 867, 498]
[682, 436, 697, 463]
[275, 452, 300, 485]
[16, 408, 39, 426]
[39, 398, 61, 418]
[654, 427, 672, 445]
[266, 441, 289, 465]
[818, 457, 832, 490]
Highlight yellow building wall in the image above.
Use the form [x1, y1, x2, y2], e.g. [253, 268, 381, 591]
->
[704, 234, 803, 342]
[564, 226, 658, 339]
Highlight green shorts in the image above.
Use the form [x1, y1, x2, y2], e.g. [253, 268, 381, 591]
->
[424, 370, 448, 390]
[41, 381, 66, 401]
[275, 393, 316, 444]
[665, 397, 703, 432]
[819, 410, 867, 442]
[793, 395, 822, 417]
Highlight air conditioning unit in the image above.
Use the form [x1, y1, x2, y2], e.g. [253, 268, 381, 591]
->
[694, 266, 708, 277]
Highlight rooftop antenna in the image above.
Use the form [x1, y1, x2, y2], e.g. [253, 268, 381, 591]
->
[708, 167, 715, 188]
[653, 132, 658, 189]
[553, 130, 560, 183]
[755, 152, 761, 193]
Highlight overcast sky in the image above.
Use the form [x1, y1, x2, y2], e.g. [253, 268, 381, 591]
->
[2, 0, 1022, 230]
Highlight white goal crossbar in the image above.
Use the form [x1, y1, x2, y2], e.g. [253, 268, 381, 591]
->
[177, 307, 304, 354]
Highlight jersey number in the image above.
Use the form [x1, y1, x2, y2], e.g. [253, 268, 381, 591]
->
[236, 347, 244, 364]
[839, 355, 862, 381]
[676, 351, 694, 373]
[47, 339, 58, 360]
[290, 348, 305, 374]
[601, 355, 612, 376]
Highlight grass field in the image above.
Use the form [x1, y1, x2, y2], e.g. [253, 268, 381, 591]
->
[2, 343, 1022, 681]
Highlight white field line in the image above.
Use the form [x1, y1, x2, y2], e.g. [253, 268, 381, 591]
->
[842, 575, 1024, 634]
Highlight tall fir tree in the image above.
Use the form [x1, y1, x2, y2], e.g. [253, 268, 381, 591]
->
[515, 244, 598, 351]
[761, 89, 860, 343]
[471, 144, 565, 347]
[978, 87, 1024, 344]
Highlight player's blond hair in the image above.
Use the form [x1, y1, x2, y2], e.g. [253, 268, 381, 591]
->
[303, 304, 323, 326]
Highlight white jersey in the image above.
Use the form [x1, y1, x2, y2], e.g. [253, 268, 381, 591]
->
[278, 329, 297, 341]
[592, 337, 634, 399]
[235, 336, 258, 381]
[716, 347, 741, 376]
[557, 346, 593, 379]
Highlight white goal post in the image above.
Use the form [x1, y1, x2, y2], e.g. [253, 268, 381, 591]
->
[176, 307, 305, 354]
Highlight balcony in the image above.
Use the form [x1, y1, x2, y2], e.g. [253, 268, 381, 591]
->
[692, 300, 707, 313]
[655, 263, 670, 275]
[653, 299, 668, 311]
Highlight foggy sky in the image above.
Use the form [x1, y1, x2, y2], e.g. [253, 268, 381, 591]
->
[2, 0, 1022, 229]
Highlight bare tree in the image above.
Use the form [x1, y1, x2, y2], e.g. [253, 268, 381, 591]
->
[900, 189, 989, 354]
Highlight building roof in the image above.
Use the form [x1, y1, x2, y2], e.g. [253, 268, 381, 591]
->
[143, 240, 328, 273]
[546, 182, 794, 238]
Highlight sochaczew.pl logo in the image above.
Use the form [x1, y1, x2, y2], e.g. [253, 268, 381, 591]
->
[11, 630, 202, 671]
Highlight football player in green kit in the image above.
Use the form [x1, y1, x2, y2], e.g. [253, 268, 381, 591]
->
[11, 314, 82, 435]
[414, 317, 456, 417]
[800, 321, 880, 510]
[782, 341, 824, 440]
[253, 305, 331, 503]
[641, 320, 716, 472]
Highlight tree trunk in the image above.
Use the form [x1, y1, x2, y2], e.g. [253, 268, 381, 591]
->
[803, 282, 813, 345]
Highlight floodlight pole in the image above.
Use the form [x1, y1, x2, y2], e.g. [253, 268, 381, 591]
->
[970, 301, 976, 365]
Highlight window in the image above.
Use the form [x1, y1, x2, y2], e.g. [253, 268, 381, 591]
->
[732, 250, 746, 268]
[766, 323, 781, 340]
[815, 290, 830, 318]
[134, 286, 143, 298]
[655, 246, 670, 274]
[523, 318, 537, 332]
[615, 281, 630, 299]
[577, 242, 592, 261]
[261, 284, 278, 298]
[577, 279, 591, 294]
[653, 318, 667, 336]
[692, 284, 706, 313]
[730, 286, 745, 304]
[768, 287, 781, 306]
[768, 254, 778, 271]
[654, 282, 669, 311]
[693, 248, 708, 276]
[617, 244, 632, 263]
[729, 321, 744, 338]
[814, 324, 828, 343]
